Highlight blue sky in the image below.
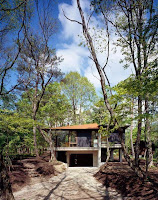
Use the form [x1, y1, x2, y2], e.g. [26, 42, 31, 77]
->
[55, 0, 133, 91]
[7, 0, 133, 93]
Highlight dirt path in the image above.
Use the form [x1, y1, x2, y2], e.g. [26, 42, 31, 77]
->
[14, 167, 123, 200]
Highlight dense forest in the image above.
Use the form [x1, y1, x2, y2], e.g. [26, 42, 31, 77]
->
[0, 0, 157, 199]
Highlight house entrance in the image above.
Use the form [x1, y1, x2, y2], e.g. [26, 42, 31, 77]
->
[57, 151, 67, 163]
[70, 154, 93, 167]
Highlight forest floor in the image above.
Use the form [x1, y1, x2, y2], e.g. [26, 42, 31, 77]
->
[95, 161, 158, 200]
[9, 153, 67, 192]
[10, 155, 158, 200]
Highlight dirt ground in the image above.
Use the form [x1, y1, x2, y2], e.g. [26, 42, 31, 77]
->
[10, 156, 158, 200]
[9, 153, 66, 192]
[13, 167, 124, 200]
[94, 162, 158, 200]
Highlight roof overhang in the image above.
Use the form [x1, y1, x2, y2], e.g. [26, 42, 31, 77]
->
[43, 123, 129, 131]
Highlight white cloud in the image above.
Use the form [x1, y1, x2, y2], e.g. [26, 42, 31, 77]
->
[58, 0, 82, 42]
[57, 43, 89, 73]
[57, 0, 132, 91]
[84, 60, 101, 89]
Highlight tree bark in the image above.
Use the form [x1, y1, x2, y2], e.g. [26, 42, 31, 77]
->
[130, 99, 135, 157]
[37, 127, 56, 162]
[0, 153, 15, 200]
[72, 98, 76, 124]
[33, 122, 39, 157]
[135, 95, 142, 167]
[145, 99, 153, 178]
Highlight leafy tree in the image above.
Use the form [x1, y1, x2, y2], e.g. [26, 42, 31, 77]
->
[0, 1, 33, 198]
[16, 82, 70, 161]
[61, 72, 97, 124]
[0, 109, 33, 199]
[40, 82, 71, 127]
[16, 0, 63, 157]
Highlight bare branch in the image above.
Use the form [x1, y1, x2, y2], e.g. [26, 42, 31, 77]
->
[100, 9, 110, 71]
[62, 8, 83, 25]
[77, 0, 114, 119]
[0, 0, 26, 12]
[0, 0, 27, 95]
[87, 10, 94, 29]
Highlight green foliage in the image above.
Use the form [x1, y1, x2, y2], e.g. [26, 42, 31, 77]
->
[0, 93, 16, 110]
[91, 98, 110, 124]
[61, 72, 97, 124]
[40, 82, 71, 127]
[0, 109, 33, 155]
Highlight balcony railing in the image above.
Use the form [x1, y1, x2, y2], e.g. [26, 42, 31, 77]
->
[69, 137, 78, 147]
[56, 137, 98, 147]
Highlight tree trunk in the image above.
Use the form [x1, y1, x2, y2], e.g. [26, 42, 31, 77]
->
[72, 99, 76, 124]
[0, 153, 15, 200]
[100, 136, 111, 170]
[135, 96, 142, 167]
[33, 120, 39, 157]
[145, 99, 153, 178]
[130, 99, 135, 157]
[130, 124, 135, 157]
[119, 131, 145, 179]
[37, 127, 56, 162]
[49, 140, 56, 163]
[79, 104, 82, 125]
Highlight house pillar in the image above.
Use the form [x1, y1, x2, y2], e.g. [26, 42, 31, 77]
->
[66, 152, 70, 167]
[55, 151, 58, 159]
[93, 152, 98, 167]
[110, 149, 114, 161]
[119, 148, 122, 162]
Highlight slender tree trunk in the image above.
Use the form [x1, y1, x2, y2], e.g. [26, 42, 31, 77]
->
[37, 127, 56, 162]
[145, 99, 153, 178]
[135, 96, 142, 167]
[119, 130, 145, 178]
[79, 104, 83, 125]
[100, 137, 110, 172]
[0, 153, 15, 200]
[33, 108, 39, 157]
[33, 124, 39, 157]
[49, 140, 56, 162]
[72, 99, 76, 124]
[130, 123, 135, 157]
[32, 76, 39, 157]
[105, 137, 110, 163]
[130, 99, 135, 157]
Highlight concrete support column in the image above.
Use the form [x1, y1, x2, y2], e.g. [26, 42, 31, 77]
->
[110, 149, 114, 161]
[66, 152, 70, 167]
[119, 148, 122, 162]
[55, 151, 58, 159]
[93, 152, 98, 167]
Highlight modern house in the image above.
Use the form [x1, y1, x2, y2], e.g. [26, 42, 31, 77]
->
[46, 123, 128, 167]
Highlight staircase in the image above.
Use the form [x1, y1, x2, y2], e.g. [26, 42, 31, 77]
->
[22, 161, 41, 178]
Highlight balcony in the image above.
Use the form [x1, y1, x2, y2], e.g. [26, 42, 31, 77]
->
[56, 136, 99, 148]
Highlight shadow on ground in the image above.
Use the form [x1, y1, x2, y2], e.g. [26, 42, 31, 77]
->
[94, 162, 158, 200]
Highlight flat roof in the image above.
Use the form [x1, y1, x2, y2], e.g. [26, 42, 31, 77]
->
[49, 123, 99, 130]
[44, 123, 129, 131]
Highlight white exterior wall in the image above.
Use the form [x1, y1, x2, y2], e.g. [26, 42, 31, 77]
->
[66, 150, 99, 167]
